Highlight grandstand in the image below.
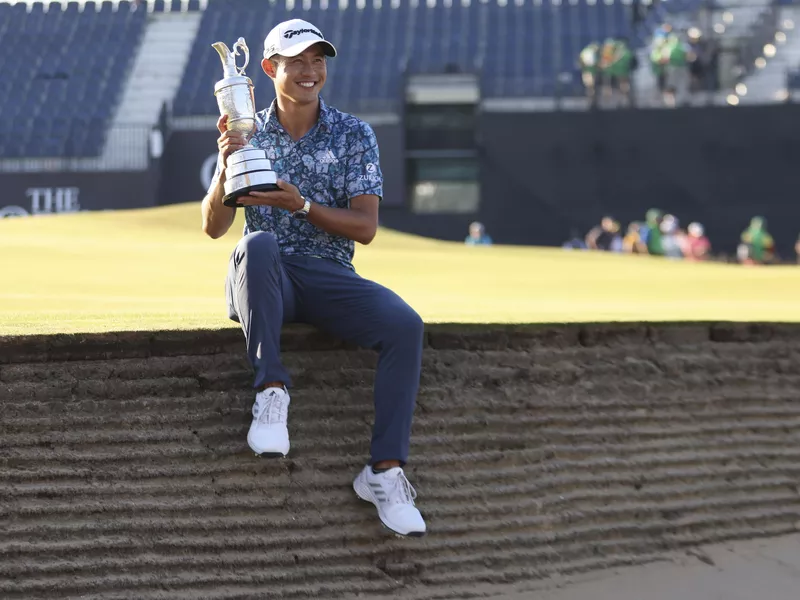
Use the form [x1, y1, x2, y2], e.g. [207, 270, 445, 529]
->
[1, 0, 799, 162]
[0, 0, 146, 158]
[173, 0, 634, 116]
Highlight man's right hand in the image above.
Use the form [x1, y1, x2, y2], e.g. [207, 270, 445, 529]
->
[202, 115, 242, 239]
[217, 115, 248, 169]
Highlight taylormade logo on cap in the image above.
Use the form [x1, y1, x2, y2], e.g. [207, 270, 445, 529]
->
[284, 28, 323, 40]
[263, 19, 337, 59]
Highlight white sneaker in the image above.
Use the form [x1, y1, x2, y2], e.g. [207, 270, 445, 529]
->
[353, 465, 426, 537]
[247, 387, 290, 457]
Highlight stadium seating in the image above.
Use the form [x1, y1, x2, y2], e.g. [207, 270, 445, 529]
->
[0, 1, 145, 158]
[0, 0, 705, 159]
[172, 0, 637, 117]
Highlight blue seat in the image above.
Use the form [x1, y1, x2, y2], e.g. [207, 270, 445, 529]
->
[0, 0, 146, 158]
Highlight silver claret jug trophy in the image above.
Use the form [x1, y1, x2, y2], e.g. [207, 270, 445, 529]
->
[212, 37, 279, 207]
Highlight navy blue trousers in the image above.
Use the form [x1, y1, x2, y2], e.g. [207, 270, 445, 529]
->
[225, 232, 424, 465]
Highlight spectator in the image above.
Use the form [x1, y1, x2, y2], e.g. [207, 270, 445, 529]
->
[737, 243, 756, 266]
[650, 26, 672, 103]
[601, 37, 636, 107]
[640, 208, 664, 256]
[683, 222, 711, 261]
[795, 234, 800, 264]
[622, 221, 648, 253]
[585, 216, 622, 251]
[686, 27, 716, 95]
[465, 221, 493, 246]
[663, 32, 690, 107]
[563, 228, 588, 250]
[660, 213, 685, 258]
[579, 41, 601, 108]
[740, 216, 775, 264]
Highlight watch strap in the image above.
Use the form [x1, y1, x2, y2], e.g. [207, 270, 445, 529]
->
[293, 197, 311, 218]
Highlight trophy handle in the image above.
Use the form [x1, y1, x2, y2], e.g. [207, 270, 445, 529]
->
[232, 37, 250, 76]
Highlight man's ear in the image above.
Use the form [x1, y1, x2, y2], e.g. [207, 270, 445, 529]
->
[262, 58, 277, 79]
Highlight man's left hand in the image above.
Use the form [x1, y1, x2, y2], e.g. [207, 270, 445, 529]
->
[239, 179, 304, 212]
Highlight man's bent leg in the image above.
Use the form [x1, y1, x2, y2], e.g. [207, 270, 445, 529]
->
[288, 257, 426, 536]
[289, 257, 423, 466]
[226, 232, 296, 389]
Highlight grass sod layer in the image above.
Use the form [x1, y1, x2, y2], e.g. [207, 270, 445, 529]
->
[2, 202, 799, 336]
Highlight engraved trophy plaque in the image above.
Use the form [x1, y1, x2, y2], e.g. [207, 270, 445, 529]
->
[212, 37, 278, 207]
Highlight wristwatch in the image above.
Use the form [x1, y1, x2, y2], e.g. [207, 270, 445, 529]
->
[292, 196, 311, 220]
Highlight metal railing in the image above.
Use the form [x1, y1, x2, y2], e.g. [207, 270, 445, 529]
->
[0, 124, 154, 173]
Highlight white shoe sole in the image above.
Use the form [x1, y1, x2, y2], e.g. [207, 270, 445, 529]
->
[353, 476, 426, 538]
[246, 431, 289, 458]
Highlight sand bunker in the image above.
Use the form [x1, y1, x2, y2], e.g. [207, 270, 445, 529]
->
[2, 323, 800, 599]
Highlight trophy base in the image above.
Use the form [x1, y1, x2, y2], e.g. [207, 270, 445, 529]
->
[223, 182, 281, 208]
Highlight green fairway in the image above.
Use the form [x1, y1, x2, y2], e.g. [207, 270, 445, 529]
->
[2, 203, 798, 335]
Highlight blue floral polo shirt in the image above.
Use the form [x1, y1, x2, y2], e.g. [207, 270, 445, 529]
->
[224, 98, 383, 270]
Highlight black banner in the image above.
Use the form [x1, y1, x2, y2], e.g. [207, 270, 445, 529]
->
[475, 104, 800, 255]
[0, 169, 158, 218]
[380, 103, 800, 257]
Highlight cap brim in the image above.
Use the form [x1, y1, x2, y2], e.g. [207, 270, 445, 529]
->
[274, 39, 337, 59]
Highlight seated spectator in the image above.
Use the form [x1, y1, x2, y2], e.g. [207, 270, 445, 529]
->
[622, 221, 648, 253]
[683, 222, 711, 261]
[563, 228, 588, 250]
[737, 243, 756, 266]
[465, 221, 493, 246]
[585, 216, 622, 251]
[740, 216, 775, 264]
[660, 213, 686, 258]
[795, 234, 800, 264]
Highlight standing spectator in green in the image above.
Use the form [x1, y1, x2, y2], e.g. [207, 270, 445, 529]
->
[650, 32, 670, 105]
[605, 37, 635, 107]
[579, 41, 601, 108]
[664, 32, 689, 107]
[599, 39, 615, 100]
[740, 217, 775, 264]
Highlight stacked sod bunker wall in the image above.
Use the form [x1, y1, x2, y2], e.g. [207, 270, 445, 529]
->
[2, 323, 800, 599]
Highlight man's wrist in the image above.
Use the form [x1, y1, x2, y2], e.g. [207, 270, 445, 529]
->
[292, 196, 312, 219]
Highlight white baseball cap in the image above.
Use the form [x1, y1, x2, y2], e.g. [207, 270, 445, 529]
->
[263, 19, 337, 60]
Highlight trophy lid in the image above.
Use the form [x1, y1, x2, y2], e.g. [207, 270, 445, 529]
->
[212, 38, 250, 79]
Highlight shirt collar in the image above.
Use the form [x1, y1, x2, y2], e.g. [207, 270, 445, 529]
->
[262, 97, 333, 135]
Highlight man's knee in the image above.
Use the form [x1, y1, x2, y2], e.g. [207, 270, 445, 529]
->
[384, 305, 424, 346]
[235, 231, 279, 265]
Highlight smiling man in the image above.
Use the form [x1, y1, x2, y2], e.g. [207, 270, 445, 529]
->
[200, 19, 426, 537]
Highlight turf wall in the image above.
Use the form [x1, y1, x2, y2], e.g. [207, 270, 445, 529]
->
[2, 323, 800, 599]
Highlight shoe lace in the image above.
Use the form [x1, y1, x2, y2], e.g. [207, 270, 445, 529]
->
[387, 469, 417, 506]
[257, 390, 287, 426]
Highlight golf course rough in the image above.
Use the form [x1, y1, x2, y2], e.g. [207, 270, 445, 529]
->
[2, 322, 800, 599]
